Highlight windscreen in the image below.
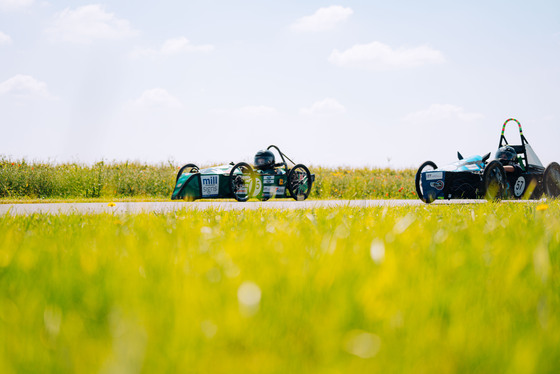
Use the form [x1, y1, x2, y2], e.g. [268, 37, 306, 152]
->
[525, 144, 543, 167]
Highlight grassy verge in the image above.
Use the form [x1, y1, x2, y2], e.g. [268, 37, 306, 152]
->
[1, 202, 559, 373]
[0, 196, 170, 204]
[0, 158, 416, 201]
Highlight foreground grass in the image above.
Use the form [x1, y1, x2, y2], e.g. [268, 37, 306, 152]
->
[0, 158, 416, 200]
[1, 203, 559, 373]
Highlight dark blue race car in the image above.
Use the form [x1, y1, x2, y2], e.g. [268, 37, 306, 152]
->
[415, 118, 560, 203]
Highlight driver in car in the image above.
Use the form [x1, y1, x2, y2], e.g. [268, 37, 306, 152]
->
[495, 145, 522, 175]
[254, 150, 276, 173]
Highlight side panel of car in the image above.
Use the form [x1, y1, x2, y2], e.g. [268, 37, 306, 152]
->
[253, 173, 288, 199]
[171, 173, 200, 200]
[505, 172, 543, 199]
[421, 170, 482, 200]
[173, 172, 291, 201]
[200, 173, 232, 198]
[444, 172, 481, 199]
[421, 171, 446, 201]
[172, 173, 233, 200]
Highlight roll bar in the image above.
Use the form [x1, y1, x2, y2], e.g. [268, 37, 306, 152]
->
[267, 145, 296, 167]
[499, 118, 528, 148]
[498, 118, 532, 170]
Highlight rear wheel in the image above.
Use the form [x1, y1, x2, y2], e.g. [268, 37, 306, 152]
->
[544, 162, 560, 198]
[176, 163, 199, 182]
[483, 161, 506, 201]
[229, 162, 255, 202]
[415, 161, 438, 203]
[287, 164, 312, 201]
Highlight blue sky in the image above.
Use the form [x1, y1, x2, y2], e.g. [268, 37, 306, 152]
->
[1, 0, 559, 168]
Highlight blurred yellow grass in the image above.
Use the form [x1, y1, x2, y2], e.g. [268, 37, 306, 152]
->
[1, 202, 559, 373]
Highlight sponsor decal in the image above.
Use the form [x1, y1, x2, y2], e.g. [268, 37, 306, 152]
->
[263, 176, 275, 184]
[514, 176, 526, 197]
[425, 171, 443, 180]
[201, 175, 219, 197]
[279, 179, 284, 185]
[262, 186, 286, 196]
[430, 180, 444, 191]
[253, 178, 262, 196]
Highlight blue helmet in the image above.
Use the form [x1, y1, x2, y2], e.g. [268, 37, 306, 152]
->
[495, 145, 517, 162]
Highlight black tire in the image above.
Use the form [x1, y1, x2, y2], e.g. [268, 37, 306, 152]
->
[415, 161, 438, 203]
[287, 164, 312, 201]
[229, 162, 255, 202]
[176, 163, 199, 182]
[483, 160, 506, 201]
[544, 162, 560, 198]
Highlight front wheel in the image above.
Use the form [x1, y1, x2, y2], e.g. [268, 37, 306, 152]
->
[287, 164, 312, 201]
[176, 163, 199, 182]
[483, 160, 506, 201]
[544, 162, 560, 198]
[415, 161, 438, 203]
[229, 162, 255, 202]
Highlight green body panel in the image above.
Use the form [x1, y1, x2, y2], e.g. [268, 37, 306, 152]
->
[171, 165, 233, 200]
[253, 169, 288, 200]
[171, 165, 290, 201]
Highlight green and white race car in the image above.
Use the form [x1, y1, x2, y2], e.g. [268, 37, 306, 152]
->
[171, 145, 314, 202]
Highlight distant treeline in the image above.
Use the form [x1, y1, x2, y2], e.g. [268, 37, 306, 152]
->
[0, 158, 416, 200]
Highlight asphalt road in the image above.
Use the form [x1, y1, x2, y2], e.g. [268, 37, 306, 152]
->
[0, 199, 494, 215]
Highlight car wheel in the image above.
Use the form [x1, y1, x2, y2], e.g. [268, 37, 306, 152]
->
[483, 160, 506, 201]
[176, 163, 199, 182]
[287, 164, 312, 201]
[229, 162, 255, 202]
[544, 162, 560, 198]
[415, 161, 438, 203]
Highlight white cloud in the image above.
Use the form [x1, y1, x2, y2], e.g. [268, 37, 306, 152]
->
[300, 98, 346, 116]
[0, 74, 54, 99]
[0, 31, 12, 45]
[290, 5, 353, 32]
[329, 41, 445, 70]
[236, 105, 278, 117]
[46, 4, 138, 43]
[131, 36, 214, 58]
[130, 88, 182, 108]
[403, 104, 484, 123]
[161, 37, 214, 54]
[0, 0, 33, 11]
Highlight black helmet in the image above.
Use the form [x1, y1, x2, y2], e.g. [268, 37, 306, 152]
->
[495, 145, 517, 162]
[254, 150, 275, 170]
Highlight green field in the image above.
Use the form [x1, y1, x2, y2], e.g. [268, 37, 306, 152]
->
[1, 202, 559, 373]
[0, 158, 416, 201]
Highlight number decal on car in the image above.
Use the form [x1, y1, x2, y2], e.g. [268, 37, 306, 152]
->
[514, 176, 526, 197]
